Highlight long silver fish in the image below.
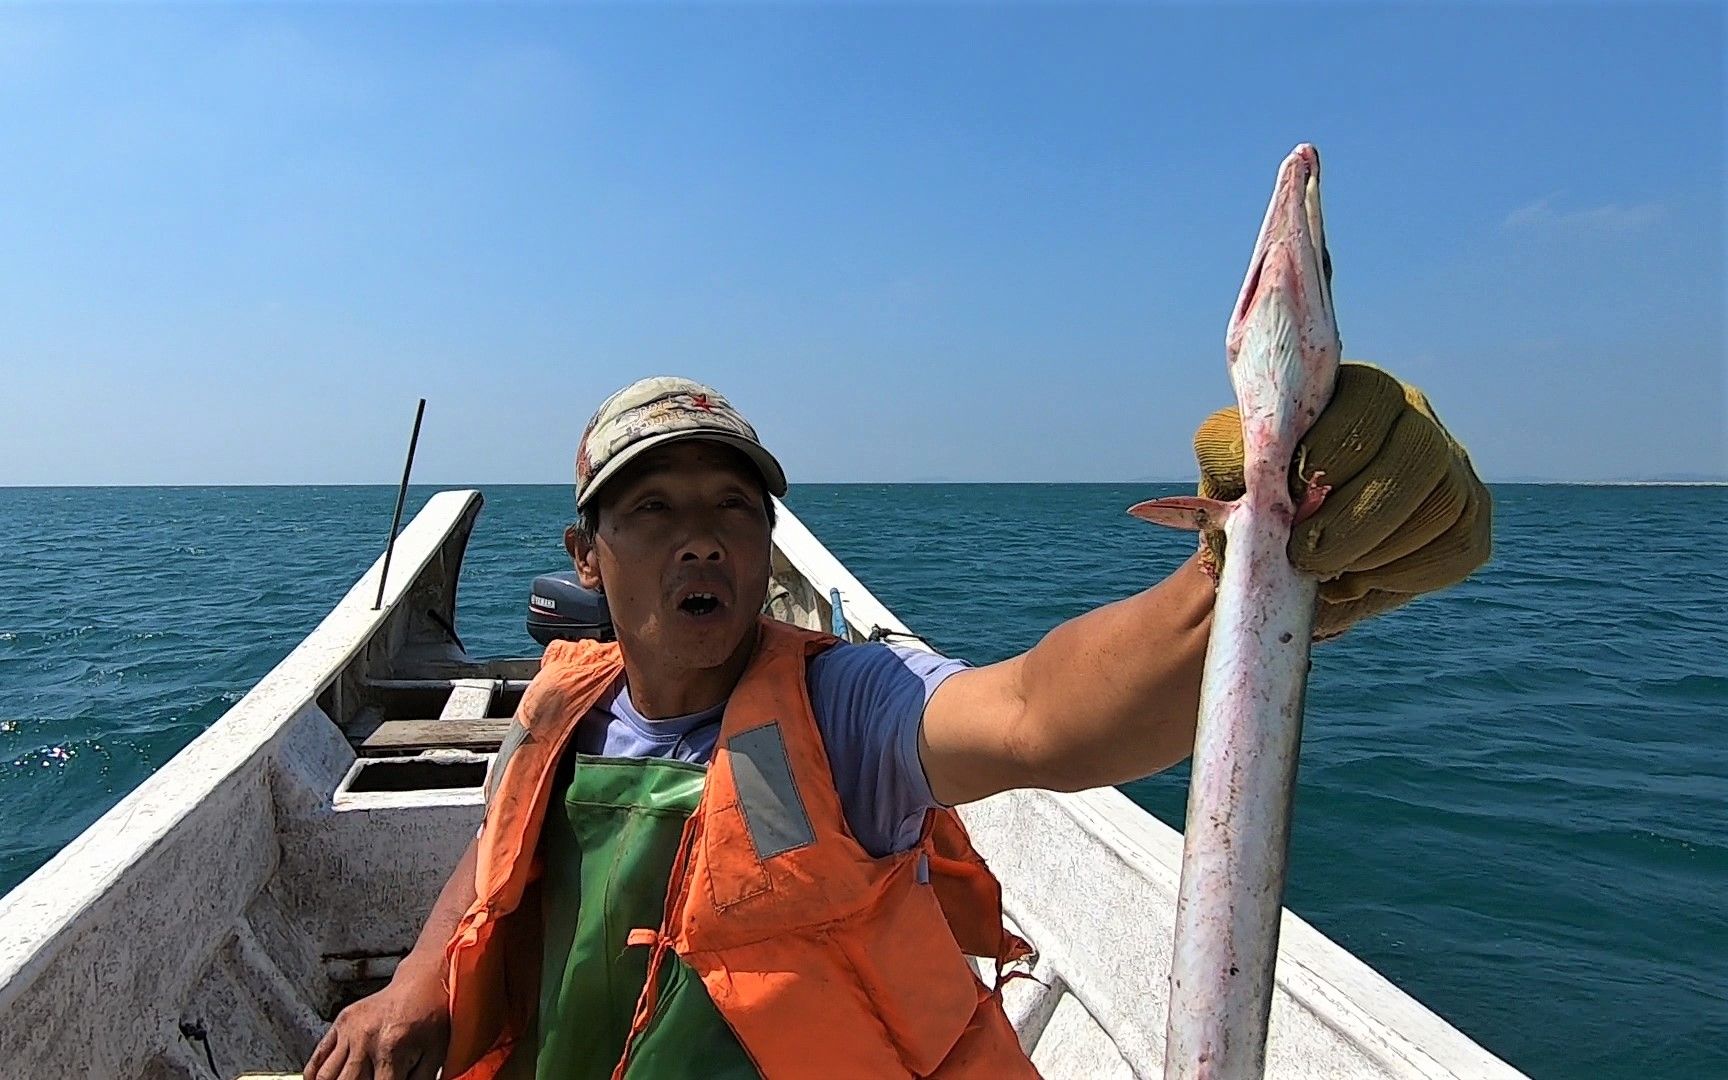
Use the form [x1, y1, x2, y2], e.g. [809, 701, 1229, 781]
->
[1129, 143, 1342, 1079]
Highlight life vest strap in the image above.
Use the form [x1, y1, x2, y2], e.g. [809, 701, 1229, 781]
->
[612, 809, 703, 1080]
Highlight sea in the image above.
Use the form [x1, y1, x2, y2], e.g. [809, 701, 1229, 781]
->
[1, 483, 1723, 1078]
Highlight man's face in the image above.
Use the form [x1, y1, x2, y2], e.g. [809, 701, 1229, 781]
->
[573, 440, 773, 673]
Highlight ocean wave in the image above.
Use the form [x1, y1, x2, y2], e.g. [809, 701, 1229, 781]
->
[1642, 672, 1728, 699]
[0, 625, 101, 649]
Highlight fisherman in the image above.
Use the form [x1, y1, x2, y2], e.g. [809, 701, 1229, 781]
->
[304, 368, 1490, 1080]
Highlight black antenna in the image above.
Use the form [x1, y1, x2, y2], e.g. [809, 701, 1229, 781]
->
[374, 398, 426, 611]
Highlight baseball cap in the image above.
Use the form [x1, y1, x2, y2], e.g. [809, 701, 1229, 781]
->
[575, 376, 788, 510]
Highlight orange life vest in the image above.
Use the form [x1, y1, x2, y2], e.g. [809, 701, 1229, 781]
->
[443, 617, 1036, 1079]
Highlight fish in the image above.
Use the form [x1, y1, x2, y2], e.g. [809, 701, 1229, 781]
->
[1128, 143, 1342, 1079]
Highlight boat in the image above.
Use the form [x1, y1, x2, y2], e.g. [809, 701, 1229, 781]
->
[0, 490, 1524, 1079]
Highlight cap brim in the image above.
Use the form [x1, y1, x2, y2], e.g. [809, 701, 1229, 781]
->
[577, 430, 789, 510]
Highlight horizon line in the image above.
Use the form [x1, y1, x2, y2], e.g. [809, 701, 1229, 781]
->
[4, 479, 1725, 490]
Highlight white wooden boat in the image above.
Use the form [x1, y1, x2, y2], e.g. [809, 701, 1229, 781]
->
[0, 490, 1523, 1079]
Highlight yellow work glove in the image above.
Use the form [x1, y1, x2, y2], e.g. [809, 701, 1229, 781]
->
[1193, 362, 1492, 641]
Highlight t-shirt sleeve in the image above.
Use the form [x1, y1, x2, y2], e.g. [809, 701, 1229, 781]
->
[807, 642, 971, 858]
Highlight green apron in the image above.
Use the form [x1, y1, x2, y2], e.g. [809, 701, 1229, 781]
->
[535, 752, 760, 1079]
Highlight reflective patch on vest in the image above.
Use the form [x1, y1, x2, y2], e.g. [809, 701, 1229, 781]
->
[728, 721, 815, 860]
[485, 719, 532, 805]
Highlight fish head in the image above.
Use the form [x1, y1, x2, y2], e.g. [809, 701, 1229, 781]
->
[1225, 143, 1342, 448]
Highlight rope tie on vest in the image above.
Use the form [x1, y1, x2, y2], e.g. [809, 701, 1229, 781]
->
[611, 809, 704, 1080]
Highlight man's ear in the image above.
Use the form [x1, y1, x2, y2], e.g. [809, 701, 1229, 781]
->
[567, 524, 603, 592]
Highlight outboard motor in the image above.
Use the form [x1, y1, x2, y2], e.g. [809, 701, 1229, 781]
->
[527, 570, 614, 645]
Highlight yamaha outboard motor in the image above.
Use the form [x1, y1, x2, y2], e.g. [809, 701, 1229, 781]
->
[527, 570, 614, 644]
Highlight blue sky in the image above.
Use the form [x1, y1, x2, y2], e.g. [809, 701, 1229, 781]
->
[2, 4, 1721, 485]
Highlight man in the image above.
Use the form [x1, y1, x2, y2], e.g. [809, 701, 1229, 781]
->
[306, 369, 1490, 1080]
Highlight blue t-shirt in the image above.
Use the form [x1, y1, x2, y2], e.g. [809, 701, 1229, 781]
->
[562, 642, 967, 858]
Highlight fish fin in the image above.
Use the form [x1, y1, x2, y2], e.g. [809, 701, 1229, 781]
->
[1127, 496, 1236, 531]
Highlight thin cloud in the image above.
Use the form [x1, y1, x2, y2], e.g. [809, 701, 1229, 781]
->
[1503, 194, 1665, 232]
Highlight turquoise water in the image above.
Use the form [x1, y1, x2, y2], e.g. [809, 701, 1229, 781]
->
[1, 483, 1723, 1077]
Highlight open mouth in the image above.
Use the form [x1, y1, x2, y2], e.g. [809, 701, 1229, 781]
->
[678, 592, 723, 618]
[1237, 255, 1266, 325]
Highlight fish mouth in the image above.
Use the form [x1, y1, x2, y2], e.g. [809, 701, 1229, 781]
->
[1230, 144, 1335, 343]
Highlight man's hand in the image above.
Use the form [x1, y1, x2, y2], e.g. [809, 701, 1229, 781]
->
[1193, 362, 1492, 639]
[915, 362, 1492, 806]
[303, 965, 450, 1080]
[304, 838, 477, 1080]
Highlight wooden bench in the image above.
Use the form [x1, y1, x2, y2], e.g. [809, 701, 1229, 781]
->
[359, 678, 513, 754]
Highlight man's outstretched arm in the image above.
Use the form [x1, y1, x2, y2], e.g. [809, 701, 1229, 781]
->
[916, 362, 1494, 807]
[918, 551, 1214, 806]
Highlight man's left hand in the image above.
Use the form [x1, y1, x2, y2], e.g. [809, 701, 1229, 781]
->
[1191, 362, 1493, 640]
